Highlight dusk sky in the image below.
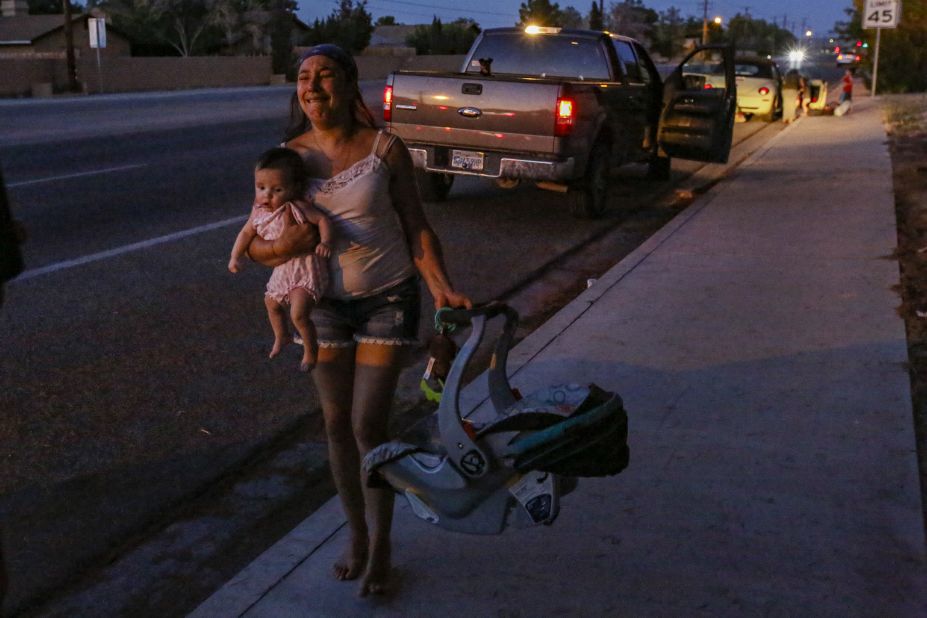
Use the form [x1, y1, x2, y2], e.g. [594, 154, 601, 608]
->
[301, 0, 853, 38]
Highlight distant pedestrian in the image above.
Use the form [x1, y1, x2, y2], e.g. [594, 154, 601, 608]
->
[229, 147, 335, 372]
[839, 69, 854, 104]
[800, 74, 812, 115]
[782, 69, 801, 124]
[834, 69, 854, 117]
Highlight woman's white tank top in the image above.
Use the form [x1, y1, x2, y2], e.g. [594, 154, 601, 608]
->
[306, 130, 416, 299]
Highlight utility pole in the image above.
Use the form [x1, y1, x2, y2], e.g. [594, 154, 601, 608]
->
[701, 0, 709, 45]
[61, 0, 78, 92]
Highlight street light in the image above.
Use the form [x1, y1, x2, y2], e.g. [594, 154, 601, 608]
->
[805, 29, 813, 37]
[714, 16, 723, 25]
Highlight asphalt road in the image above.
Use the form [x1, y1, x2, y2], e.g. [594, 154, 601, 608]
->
[1, 85, 696, 492]
[0, 75, 806, 613]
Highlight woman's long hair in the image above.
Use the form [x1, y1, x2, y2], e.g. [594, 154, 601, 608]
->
[283, 78, 377, 142]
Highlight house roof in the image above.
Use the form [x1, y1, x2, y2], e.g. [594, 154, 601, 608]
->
[0, 14, 84, 44]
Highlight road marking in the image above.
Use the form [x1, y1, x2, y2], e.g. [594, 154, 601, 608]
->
[7, 163, 148, 187]
[15, 215, 248, 282]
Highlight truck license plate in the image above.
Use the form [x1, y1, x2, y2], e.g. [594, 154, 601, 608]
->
[451, 149, 484, 171]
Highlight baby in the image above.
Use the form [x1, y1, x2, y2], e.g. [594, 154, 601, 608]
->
[229, 147, 333, 371]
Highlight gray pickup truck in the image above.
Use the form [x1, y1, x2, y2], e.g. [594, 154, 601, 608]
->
[384, 27, 736, 217]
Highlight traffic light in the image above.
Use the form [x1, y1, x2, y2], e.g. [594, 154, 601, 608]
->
[856, 40, 862, 47]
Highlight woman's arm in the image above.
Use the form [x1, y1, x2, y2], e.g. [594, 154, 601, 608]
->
[246, 217, 319, 267]
[386, 138, 472, 310]
[298, 202, 335, 258]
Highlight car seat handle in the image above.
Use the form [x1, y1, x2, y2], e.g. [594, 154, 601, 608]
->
[435, 301, 515, 327]
[437, 302, 520, 478]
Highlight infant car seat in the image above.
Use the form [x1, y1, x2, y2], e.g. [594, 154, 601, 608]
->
[363, 302, 629, 535]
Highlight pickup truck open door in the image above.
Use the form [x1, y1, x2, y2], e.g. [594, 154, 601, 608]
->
[657, 44, 736, 164]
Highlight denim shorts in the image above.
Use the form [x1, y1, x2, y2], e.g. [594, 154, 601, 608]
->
[312, 277, 421, 348]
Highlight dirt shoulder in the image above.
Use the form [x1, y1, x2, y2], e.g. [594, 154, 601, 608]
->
[882, 93, 927, 526]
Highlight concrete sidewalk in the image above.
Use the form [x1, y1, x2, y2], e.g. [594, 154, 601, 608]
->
[191, 96, 927, 616]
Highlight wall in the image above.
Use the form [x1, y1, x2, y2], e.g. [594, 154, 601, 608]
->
[0, 52, 461, 98]
[77, 56, 272, 94]
[0, 55, 272, 97]
[0, 56, 58, 96]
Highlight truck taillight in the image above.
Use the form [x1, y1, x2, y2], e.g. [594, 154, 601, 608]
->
[555, 97, 575, 137]
[383, 85, 393, 123]
[758, 86, 769, 95]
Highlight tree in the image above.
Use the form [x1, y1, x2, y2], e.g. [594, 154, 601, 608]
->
[834, 5, 862, 42]
[723, 13, 794, 56]
[406, 17, 480, 54]
[560, 6, 583, 29]
[88, 0, 172, 55]
[650, 6, 684, 59]
[305, 0, 373, 53]
[517, 0, 563, 28]
[266, 0, 299, 73]
[587, 1, 603, 30]
[90, 0, 300, 57]
[88, 0, 223, 56]
[375, 15, 396, 25]
[164, 0, 218, 56]
[27, 0, 82, 14]
[210, 0, 244, 52]
[606, 0, 656, 44]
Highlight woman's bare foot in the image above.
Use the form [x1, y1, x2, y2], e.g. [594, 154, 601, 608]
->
[333, 536, 367, 581]
[359, 539, 391, 597]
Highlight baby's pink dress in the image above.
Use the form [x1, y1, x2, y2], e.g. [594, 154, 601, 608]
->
[251, 201, 328, 304]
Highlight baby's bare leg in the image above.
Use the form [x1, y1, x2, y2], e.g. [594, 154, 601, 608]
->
[265, 295, 290, 359]
[289, 288, 318, 372]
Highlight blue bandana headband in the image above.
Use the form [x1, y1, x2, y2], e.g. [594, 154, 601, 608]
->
[299, 44, 358, 82]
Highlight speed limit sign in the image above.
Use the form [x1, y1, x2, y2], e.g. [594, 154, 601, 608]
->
[863, 0, 900, 28]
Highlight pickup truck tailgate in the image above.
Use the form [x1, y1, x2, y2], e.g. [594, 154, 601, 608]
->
[390, 73, 562, 154]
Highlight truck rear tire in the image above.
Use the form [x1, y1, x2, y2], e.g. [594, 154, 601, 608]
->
[647, 154, 671, 181]
[415, 170, 454, 202]
[569, 143, 609, 219]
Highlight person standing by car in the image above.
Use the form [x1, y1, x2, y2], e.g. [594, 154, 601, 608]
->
[799, 74, 812, 116]
[781, 69, 801, 124]
[246, 44, 472, 597]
